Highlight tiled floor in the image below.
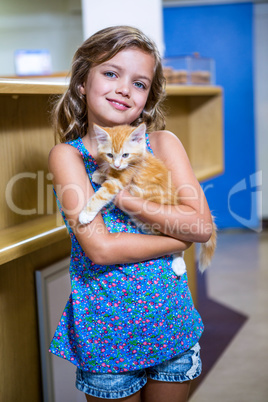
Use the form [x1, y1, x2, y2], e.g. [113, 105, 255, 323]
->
[189, 229, 268, 402]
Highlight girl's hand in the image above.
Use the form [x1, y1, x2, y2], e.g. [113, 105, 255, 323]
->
[114, 189, 132, 209]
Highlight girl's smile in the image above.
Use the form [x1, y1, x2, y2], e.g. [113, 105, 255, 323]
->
[80, 48, 155, 130]
[106, 97, 131, 111]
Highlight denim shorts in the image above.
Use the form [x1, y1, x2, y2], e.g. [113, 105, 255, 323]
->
[76, 342, 201, 399]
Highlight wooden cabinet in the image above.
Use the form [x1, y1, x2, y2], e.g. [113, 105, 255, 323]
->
[0, 79, 223, 402]
[164, 85, 223, 181]
[164, 85, 224, 298]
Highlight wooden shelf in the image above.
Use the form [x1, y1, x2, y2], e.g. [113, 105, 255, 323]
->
[0, 77, 68, 94]
[0, 78, 221, 96]
[0, 214, 68, 265]
[166, 84, 222, 96]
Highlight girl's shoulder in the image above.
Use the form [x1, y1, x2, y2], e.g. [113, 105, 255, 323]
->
[48, 142, 83, 172]
[49, 142, 80, 160]
[148, 129, 186, 162]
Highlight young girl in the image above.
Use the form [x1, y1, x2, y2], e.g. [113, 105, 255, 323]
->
[49, 26, 213, 402]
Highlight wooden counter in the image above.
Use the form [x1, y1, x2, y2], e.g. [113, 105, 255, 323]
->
[0, 78, 224, 402]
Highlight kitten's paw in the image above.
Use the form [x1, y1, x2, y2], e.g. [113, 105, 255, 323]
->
[171, 256, 186, 276]
[92, 170, 105, 184]
[79, 210, 97, 225]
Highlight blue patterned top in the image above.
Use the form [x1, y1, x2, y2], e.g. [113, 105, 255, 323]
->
[49, 134, 204, 373]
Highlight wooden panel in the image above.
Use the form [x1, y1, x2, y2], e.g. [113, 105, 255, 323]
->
[164, 96, 190, 150]
[0, 93, 58, 229]
[188, 94, 224, 175]
[0, 238, 71, 402]
[165, 92, 224, 181]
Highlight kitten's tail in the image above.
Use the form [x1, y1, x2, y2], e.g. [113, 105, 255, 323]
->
[198, 218, 217, 273]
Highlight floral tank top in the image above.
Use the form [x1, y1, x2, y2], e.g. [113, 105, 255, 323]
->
[49, 134, 204, 373]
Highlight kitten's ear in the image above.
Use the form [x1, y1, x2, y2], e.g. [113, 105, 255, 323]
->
[130, 123, 146, 143]
[93, 124, 110, 144]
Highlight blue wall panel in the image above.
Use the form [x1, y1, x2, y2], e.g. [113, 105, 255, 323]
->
[163, 3, 258, 230]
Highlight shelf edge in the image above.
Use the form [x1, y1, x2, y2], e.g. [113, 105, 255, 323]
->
[0, 78, 222, 96]
[0, 222, 69, 265]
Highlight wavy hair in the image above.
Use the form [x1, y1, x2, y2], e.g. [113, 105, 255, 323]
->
[53, 26, 166, 143]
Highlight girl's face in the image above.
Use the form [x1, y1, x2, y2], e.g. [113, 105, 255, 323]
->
[80, 48, 155, 129]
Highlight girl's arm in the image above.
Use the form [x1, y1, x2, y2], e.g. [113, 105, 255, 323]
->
[115, 130, 213, 243]
[48, 143, 191, 266]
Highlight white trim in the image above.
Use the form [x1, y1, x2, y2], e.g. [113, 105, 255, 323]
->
[163, 0, 267, 7]
[35, 258, 71, 402]
[253, 3, 268, 217]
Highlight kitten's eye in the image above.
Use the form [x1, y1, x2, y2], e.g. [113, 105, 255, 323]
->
[106, 153, 113, 158]
[122, 153, 129, 158]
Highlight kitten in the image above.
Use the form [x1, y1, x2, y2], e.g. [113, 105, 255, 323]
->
[79, 123, 217, 276]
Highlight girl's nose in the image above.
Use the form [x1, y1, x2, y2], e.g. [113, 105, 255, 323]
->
[115, 82, 130, 98]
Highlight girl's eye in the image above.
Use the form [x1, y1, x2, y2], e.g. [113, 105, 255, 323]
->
[107, 153, 113, 158]
[134, 81, 146, 90]
[105, 71, 116, 78]
[122, 153, 129, 158]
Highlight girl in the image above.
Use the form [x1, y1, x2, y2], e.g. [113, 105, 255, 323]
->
[49, 26, 213, 402]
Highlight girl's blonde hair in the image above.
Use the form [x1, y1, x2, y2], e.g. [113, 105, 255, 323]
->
[53, 25, 166, 143]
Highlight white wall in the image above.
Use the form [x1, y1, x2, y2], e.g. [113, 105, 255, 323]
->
[81, 0, 164, 56]
[0, 0, 83, 76]
[0, 0, 164, 76]
[254, 3, 268, 218]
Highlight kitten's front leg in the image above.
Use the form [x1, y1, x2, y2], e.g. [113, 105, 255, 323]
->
[92, 169, 106, 185]
[79, 179, 123, 224]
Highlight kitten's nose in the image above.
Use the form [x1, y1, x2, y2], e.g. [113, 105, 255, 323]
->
[114, 157, 121, 168]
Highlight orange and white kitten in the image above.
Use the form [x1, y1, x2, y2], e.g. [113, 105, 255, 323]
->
[79, 123, 217, 275]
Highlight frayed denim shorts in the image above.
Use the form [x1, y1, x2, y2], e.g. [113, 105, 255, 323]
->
[76, 342, 201, 400]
